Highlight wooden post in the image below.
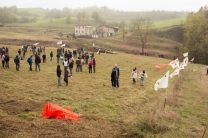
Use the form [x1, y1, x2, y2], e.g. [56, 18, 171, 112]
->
[202, 125, 208, 138]
[163, 98, 167, 110]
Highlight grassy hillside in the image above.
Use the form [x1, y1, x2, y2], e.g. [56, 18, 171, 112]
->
[1, 6, 188, 29]
[153, 16, 185, 28]
[0, 45, 207, 137]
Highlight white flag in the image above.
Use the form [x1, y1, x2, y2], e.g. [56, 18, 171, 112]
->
[190, 58, 194, 62]
[169, 58, 179, 69]
[170, 68, 180, 78]
[97, 49, 100, 54]
[183, 57, 189, 67]
[57, 41, 62, 45]
[183, 52, 188, 57]
[33, 43, 39, 46]
[154, 71, 169, 91]
[61, 44, 66, 47]
[179, 62, 185, 70]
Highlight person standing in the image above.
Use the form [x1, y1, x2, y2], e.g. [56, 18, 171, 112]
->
[42, 53, 46, 63]
[85, 53, 89, 64]
[63, 58, 69, 71]
[93, 57, 96, 73]
[88, 59, 93, 73]
[131, 68, 137, 84]
[111, 68, 117, 87]
[140, 70, 147, 86]
[14, 55, 20, 71]
[64, 69, 69, 86]
[18, 49, 21, 56]
[113, 64, 120, 88]
[1, 54, 5, 68]
[76, 57, 81, 72]
[69, 58, 74, 76]
[35, 54, 41, 72]
[56, 65, 62, 86]
[4, 54, 10, 69]
[50, 51, 53, 61]
[57, 54, 60, 64]
[27, 55, 33, 71]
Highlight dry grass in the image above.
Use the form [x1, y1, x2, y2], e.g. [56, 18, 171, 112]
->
[0, 45, 208, 138]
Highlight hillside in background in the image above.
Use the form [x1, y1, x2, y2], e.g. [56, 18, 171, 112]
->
[0, 6, 188, 28]
[0, 6, 188, 59]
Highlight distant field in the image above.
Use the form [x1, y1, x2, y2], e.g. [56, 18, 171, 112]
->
[0, 45, 207, 137]
[17, 16, 186, 29]
[153, 15, 186, 28]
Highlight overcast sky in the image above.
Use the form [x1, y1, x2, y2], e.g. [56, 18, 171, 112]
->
[0, 0, 207, 11]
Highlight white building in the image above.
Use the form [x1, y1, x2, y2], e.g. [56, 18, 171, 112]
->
[74, 25, 118, 38]
[98, 26, 118, 37]
[74, 25, 97, 37]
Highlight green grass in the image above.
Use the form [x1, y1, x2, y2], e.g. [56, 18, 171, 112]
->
[20, 18, 74, 29]
[153, 16, 186, 29]
[0, 45, 207, 137]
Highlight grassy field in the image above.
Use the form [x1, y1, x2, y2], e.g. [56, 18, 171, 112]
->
[153, 15, 186, 29]
[13, 15, 186, 30]
[0, 45, 207, 137]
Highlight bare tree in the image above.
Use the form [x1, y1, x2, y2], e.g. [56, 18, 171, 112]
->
[120, 21, 128, 41]
[133, 18, 152, 54]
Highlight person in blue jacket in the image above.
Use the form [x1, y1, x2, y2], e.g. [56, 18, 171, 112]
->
[27, 55, 33, 71]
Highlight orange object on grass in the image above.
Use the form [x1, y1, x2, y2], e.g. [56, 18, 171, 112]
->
[154, 63, 169, 70]
[42, 102, 80, 121]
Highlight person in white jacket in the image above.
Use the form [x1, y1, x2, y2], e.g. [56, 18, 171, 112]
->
[140, 70, 147, 86]
[131, 68, 137, 84]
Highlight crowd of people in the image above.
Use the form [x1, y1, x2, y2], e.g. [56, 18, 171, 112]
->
[1, 45, 149, 88]
[56, 47, 97, 86]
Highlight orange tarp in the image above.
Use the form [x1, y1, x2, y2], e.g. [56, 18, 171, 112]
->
[154, 63, 169, 70]
[42, 102, 80, 121]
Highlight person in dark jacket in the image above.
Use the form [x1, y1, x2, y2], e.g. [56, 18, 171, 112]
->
[88, 59, 93, 73]
[50, 51, 53, 61]
[111, 68, 117, 87]
[56, 65, 62, 86]
[14, 55, 20, 71]
[93, 57, 96, 73]
[42, 53, 46, 63]
[113, 64, 120, 88]
[18, 49, 21, 55]
[35, 54, 41, 72]
[69, 58, 74, 76]
[27, 55, 33, 71]
[4, 54, 9, 68]
[64, 69, 69, 86]
[85, 53, 89, 64]
[76, 57, 81, 72]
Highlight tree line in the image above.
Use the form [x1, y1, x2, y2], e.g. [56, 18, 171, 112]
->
[184, 5, 208, 64]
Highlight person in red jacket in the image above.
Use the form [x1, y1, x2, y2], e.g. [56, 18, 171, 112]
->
[88, 59, 93, 73]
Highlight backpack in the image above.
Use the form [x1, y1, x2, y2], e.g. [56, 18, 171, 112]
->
[27, 58, 30, 63]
